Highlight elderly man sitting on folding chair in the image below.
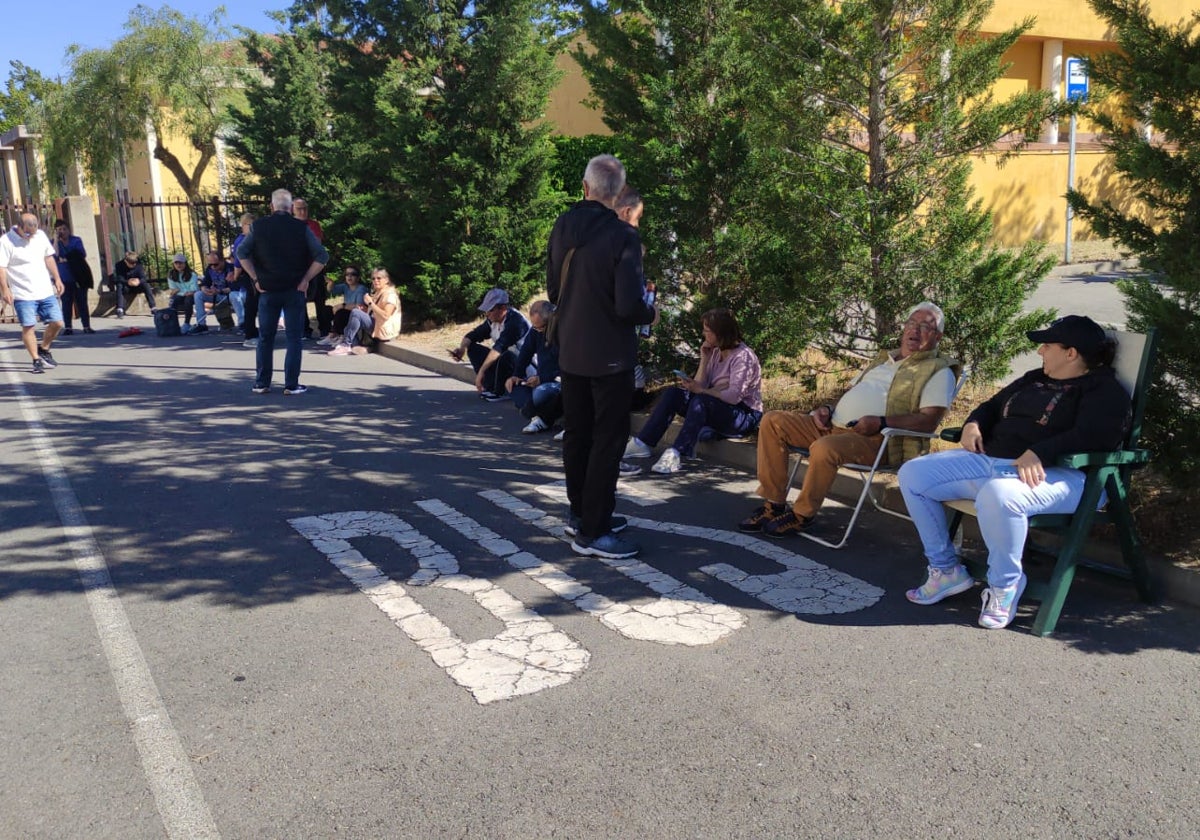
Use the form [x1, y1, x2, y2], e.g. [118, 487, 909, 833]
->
[739, 301, 959, 537]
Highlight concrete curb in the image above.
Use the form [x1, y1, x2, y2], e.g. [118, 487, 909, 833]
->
[377, 340, 1200, 610]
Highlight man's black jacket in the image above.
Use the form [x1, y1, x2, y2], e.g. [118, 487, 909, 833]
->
[546, 199, 653, 377]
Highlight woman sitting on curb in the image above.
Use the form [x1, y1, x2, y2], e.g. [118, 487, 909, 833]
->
[319, 266, 368, 346]
[327, 267, 401, 355]
[624, 308, 763, 474]
[167, 254, 200, 333]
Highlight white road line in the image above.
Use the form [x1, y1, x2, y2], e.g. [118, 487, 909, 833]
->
[535, 478, 668, 507]
[3, 356, 220, 839]
[288, 511, 589, 704]
[423, 495, 747, 646]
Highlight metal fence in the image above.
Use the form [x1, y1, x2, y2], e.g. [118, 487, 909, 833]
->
[98, 193, 262, 278]
[0, 200, 69, 231]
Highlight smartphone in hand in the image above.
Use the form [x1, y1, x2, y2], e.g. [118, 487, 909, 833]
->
[672, 369, 691, 382]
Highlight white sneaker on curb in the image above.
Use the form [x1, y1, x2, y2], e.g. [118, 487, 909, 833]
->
[623, 437, 653, 459]
[317, 335, 338, 346]
[651, 447, 682, 474]
[522, 416, 549, 434]
[553, 429, 565, 441]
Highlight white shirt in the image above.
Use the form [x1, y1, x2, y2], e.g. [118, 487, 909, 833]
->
[0, 227, 56, 301]
[832, 356, 956, 427]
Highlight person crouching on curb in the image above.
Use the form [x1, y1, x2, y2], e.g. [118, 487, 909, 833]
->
[504, 300, 562, 433]
[448, 288, 530, 401]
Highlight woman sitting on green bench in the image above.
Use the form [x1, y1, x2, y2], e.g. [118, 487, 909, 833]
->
[898, 315, 1129, 630]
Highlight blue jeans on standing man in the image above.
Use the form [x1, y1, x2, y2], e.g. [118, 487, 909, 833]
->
[255, 289, 306, 390]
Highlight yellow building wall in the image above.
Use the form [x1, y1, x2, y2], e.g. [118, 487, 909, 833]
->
[546, 48, 611, 137]
[970, 148, 1130, 246]
[980, 0, 1195, 40]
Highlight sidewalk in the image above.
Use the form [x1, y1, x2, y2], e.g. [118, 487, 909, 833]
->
[377, 340, 1200, 611]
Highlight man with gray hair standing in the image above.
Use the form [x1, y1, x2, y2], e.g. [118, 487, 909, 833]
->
[547, 154, 657, 559]
[237, 189, 329, 395]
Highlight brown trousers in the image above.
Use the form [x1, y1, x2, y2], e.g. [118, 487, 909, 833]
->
[755, 410, 884, 518]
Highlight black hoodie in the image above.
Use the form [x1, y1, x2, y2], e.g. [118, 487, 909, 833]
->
[546, 199, 655, 377]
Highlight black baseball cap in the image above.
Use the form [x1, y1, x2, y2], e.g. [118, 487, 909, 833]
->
[1027, 315, 1106, 355]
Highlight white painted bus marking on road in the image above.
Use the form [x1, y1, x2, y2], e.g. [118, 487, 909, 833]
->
[289, 511, 589, 705]
[493, 490, 884, 616]
[419, 496, 747, 646]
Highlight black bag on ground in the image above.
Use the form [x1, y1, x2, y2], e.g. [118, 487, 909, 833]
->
[214, 299, 235, 330]
[154, 307, 181, 337]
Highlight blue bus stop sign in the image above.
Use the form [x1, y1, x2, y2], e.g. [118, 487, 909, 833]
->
[1066, 57, 1089, 102]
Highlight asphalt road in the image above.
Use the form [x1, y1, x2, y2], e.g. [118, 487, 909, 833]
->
[2, 310, 1198, 840]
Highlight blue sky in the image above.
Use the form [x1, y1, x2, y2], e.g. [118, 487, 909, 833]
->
[6, 2, 288, 78]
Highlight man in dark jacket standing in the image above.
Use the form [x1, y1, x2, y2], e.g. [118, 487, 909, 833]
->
[547, 154, 656, 559]
[237, 189, 329, 395]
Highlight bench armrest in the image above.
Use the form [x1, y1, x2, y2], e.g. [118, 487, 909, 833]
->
[1057, 449, 1150, 469]
[882, 427, 936, 440]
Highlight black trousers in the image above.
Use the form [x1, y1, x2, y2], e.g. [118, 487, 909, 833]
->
[115, 278, 157, 311]
[61, 282, 91, 329]
[560, 369, 635, 539]
[304, 277, 333, 336]
[242, 285, 260, 339]
[467, 343, 519, 394]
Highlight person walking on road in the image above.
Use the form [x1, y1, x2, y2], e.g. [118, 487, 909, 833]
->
[0, 213, 66, 374]
[237, 189, 329, 395]
[547, 154, 657, 559]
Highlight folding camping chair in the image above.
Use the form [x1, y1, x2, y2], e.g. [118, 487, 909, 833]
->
[784, 366, 970, 549]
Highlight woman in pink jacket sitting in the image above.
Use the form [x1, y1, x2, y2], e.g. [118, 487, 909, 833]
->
[623, 308, 763, 474]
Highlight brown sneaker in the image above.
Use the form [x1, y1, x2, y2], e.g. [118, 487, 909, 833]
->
[763, 510, 814, 538]
[738, 503, 785, 532]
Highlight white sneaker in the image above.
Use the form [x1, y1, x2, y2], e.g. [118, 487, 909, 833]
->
[651, 447, 682, 474]
[522, 416, 549, 434]
[623, 437, 653, 459]
[553, 429, 565, 441]
[317, 335, 337, 346]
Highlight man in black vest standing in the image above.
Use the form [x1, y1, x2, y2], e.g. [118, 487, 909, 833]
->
[237, 189, 329, 395]
[547, 155, 657, 559]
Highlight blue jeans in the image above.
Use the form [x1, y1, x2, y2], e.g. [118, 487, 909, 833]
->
[229, 289, 246, 328]
[511, 381, 562, 424]
[898, 449, 1088, 589]
[341, 308, 373, 345]
[255, 289, 306, 390]
[636, 387, 762, 457]
[60, 281, 91, 329]
[14, 295, 64, 327]
[195, 291, 229, 326]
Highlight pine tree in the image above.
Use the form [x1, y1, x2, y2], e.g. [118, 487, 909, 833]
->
[735, 0, 1061, 380]
[308, 0, 565, 322]
[1066, 0, 1200, 482]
